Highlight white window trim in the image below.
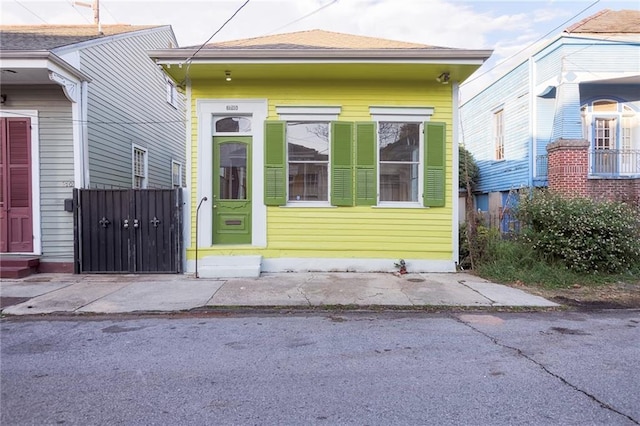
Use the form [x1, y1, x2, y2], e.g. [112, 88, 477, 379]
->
[277, 107, 340, 207]
[166, 78, 178, 109]
[276, 106, 341, 121]
[370, 107, 434, 208]
[132, 144, 148, 189]
[493, 109, 505, 161]
[370, 106, 434, 122]
[171, 160, 183, 187]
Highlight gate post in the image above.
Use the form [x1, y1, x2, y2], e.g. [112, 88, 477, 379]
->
[73, 188, 80, 274]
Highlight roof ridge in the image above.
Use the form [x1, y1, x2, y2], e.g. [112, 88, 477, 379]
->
[565, 9, 611, 33]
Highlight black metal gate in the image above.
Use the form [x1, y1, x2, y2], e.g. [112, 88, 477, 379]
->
[74, 189, 183, 273]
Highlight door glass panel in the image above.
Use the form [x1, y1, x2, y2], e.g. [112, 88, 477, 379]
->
[219, 143, 247, 200]
[215, 116, 251, 133]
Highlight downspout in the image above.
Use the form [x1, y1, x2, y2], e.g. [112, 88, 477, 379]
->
[452, 81, 460, 270]
[80, 80, 89, 187]
[529, 56, 536, 187]
[195, 196, 208, 278]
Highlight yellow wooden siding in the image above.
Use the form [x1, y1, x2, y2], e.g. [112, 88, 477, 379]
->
[188, 78, 454, 260]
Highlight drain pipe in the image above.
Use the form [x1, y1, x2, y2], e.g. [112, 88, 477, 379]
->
[195, 196, 208, 278]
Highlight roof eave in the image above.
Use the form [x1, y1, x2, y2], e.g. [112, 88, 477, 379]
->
[148, 48, 493, 63]
[0, 50, 92, 82]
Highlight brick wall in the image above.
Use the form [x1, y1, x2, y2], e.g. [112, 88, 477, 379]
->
[547, 139, 589, 197]
[547, 139, 640, 207]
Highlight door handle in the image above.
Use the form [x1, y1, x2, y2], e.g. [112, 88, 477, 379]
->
[133, 219, 139, 229]
[123, 219, 129, 229]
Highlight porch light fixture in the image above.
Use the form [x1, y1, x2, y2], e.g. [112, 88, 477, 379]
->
[225, 70, 232, 82]
[436, 72, 450, 84]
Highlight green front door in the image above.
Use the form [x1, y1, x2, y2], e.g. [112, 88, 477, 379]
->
[213, 136, 251, 244]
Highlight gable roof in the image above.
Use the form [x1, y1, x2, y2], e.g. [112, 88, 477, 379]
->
[565, 9, 640, 34]
[203, 29, 437, 50]
[0, 24, 162, 51]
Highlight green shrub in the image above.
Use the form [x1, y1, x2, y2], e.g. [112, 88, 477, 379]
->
[458, 220, 501, 270]
[516, 190, 640, 274]
[459, 145, 479, 189]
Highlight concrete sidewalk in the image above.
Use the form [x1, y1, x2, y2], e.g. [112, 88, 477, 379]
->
[0, 272, 559, 316]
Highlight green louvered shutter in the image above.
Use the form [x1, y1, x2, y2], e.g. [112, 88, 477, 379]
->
[423, 121, 446, 207]
[355, 122, 377, 205]
[331, 121, 354, 206]
[264, 121, 286, 206]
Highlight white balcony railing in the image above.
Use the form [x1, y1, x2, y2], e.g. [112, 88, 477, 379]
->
[590, 149, 640, 176]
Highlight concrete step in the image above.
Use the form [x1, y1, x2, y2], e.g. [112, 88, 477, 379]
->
[0, 256, 40, 278]
[196, 255, 262, 278]
[0, 256, 40, 268]
[0, 266, 34, 279]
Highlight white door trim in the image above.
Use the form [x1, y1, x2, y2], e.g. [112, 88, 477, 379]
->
[0, 110, 42, 255]
[195, 99, 268, 248]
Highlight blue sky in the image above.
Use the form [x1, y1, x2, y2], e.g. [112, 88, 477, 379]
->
[1, 0, 638, 99]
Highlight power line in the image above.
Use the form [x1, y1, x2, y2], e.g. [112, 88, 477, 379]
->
[68, 0, 92, 24]
[100, 1, 119, 23]
[184, 0, 251, 65]
[266, 0, 339, 35]
[13, 0, 48, 24]
[460, 0, 601, 89]
[0, 110, 187, 126]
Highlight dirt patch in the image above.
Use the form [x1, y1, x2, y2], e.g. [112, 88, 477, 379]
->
[514, 281, 640, 310]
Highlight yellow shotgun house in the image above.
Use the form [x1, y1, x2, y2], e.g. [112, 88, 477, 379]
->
[149, 30, 491, 277]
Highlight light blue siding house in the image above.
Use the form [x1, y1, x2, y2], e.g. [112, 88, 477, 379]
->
[0, 25, 185, 273]
[460, 9, 640, 223]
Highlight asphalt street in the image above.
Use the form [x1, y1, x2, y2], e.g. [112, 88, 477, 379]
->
[1, 310, 638, 425]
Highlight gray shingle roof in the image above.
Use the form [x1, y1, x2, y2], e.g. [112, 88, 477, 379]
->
[0, 24, 161, 50]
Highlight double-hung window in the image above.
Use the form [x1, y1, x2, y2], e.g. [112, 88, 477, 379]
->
[287, 122, 329, 202]
[494, 109, 504, 161]
[132, 145, 148, 188]
[379, 122, 420, 203]
[264, 106, 446, 208]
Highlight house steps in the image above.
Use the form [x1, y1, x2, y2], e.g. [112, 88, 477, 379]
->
[0, 256, 40, 279]
[196, 255, 262, 278]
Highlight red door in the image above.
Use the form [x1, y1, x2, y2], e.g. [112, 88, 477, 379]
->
[0, 117, 33, 252]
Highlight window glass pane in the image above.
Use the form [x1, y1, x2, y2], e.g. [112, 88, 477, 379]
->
[379, 123, 419, 161]
[215, 116, 251, 133]
[289, 163, 328, 201]
[219, 143, 247, 199]
[380, 163, 419, 202]
[287, 122, 329, 161]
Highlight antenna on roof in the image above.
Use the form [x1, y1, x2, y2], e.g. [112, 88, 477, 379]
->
[74, 0, 102, 34]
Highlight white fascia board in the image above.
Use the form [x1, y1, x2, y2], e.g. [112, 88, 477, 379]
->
[0, 54, 91, 82]
[154, 58, 488, 66]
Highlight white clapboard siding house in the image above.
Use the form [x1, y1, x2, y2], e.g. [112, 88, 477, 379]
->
[0, 25, 185, 275]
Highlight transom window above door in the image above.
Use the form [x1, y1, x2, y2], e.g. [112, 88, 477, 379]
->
[214, 116, 251, 134]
